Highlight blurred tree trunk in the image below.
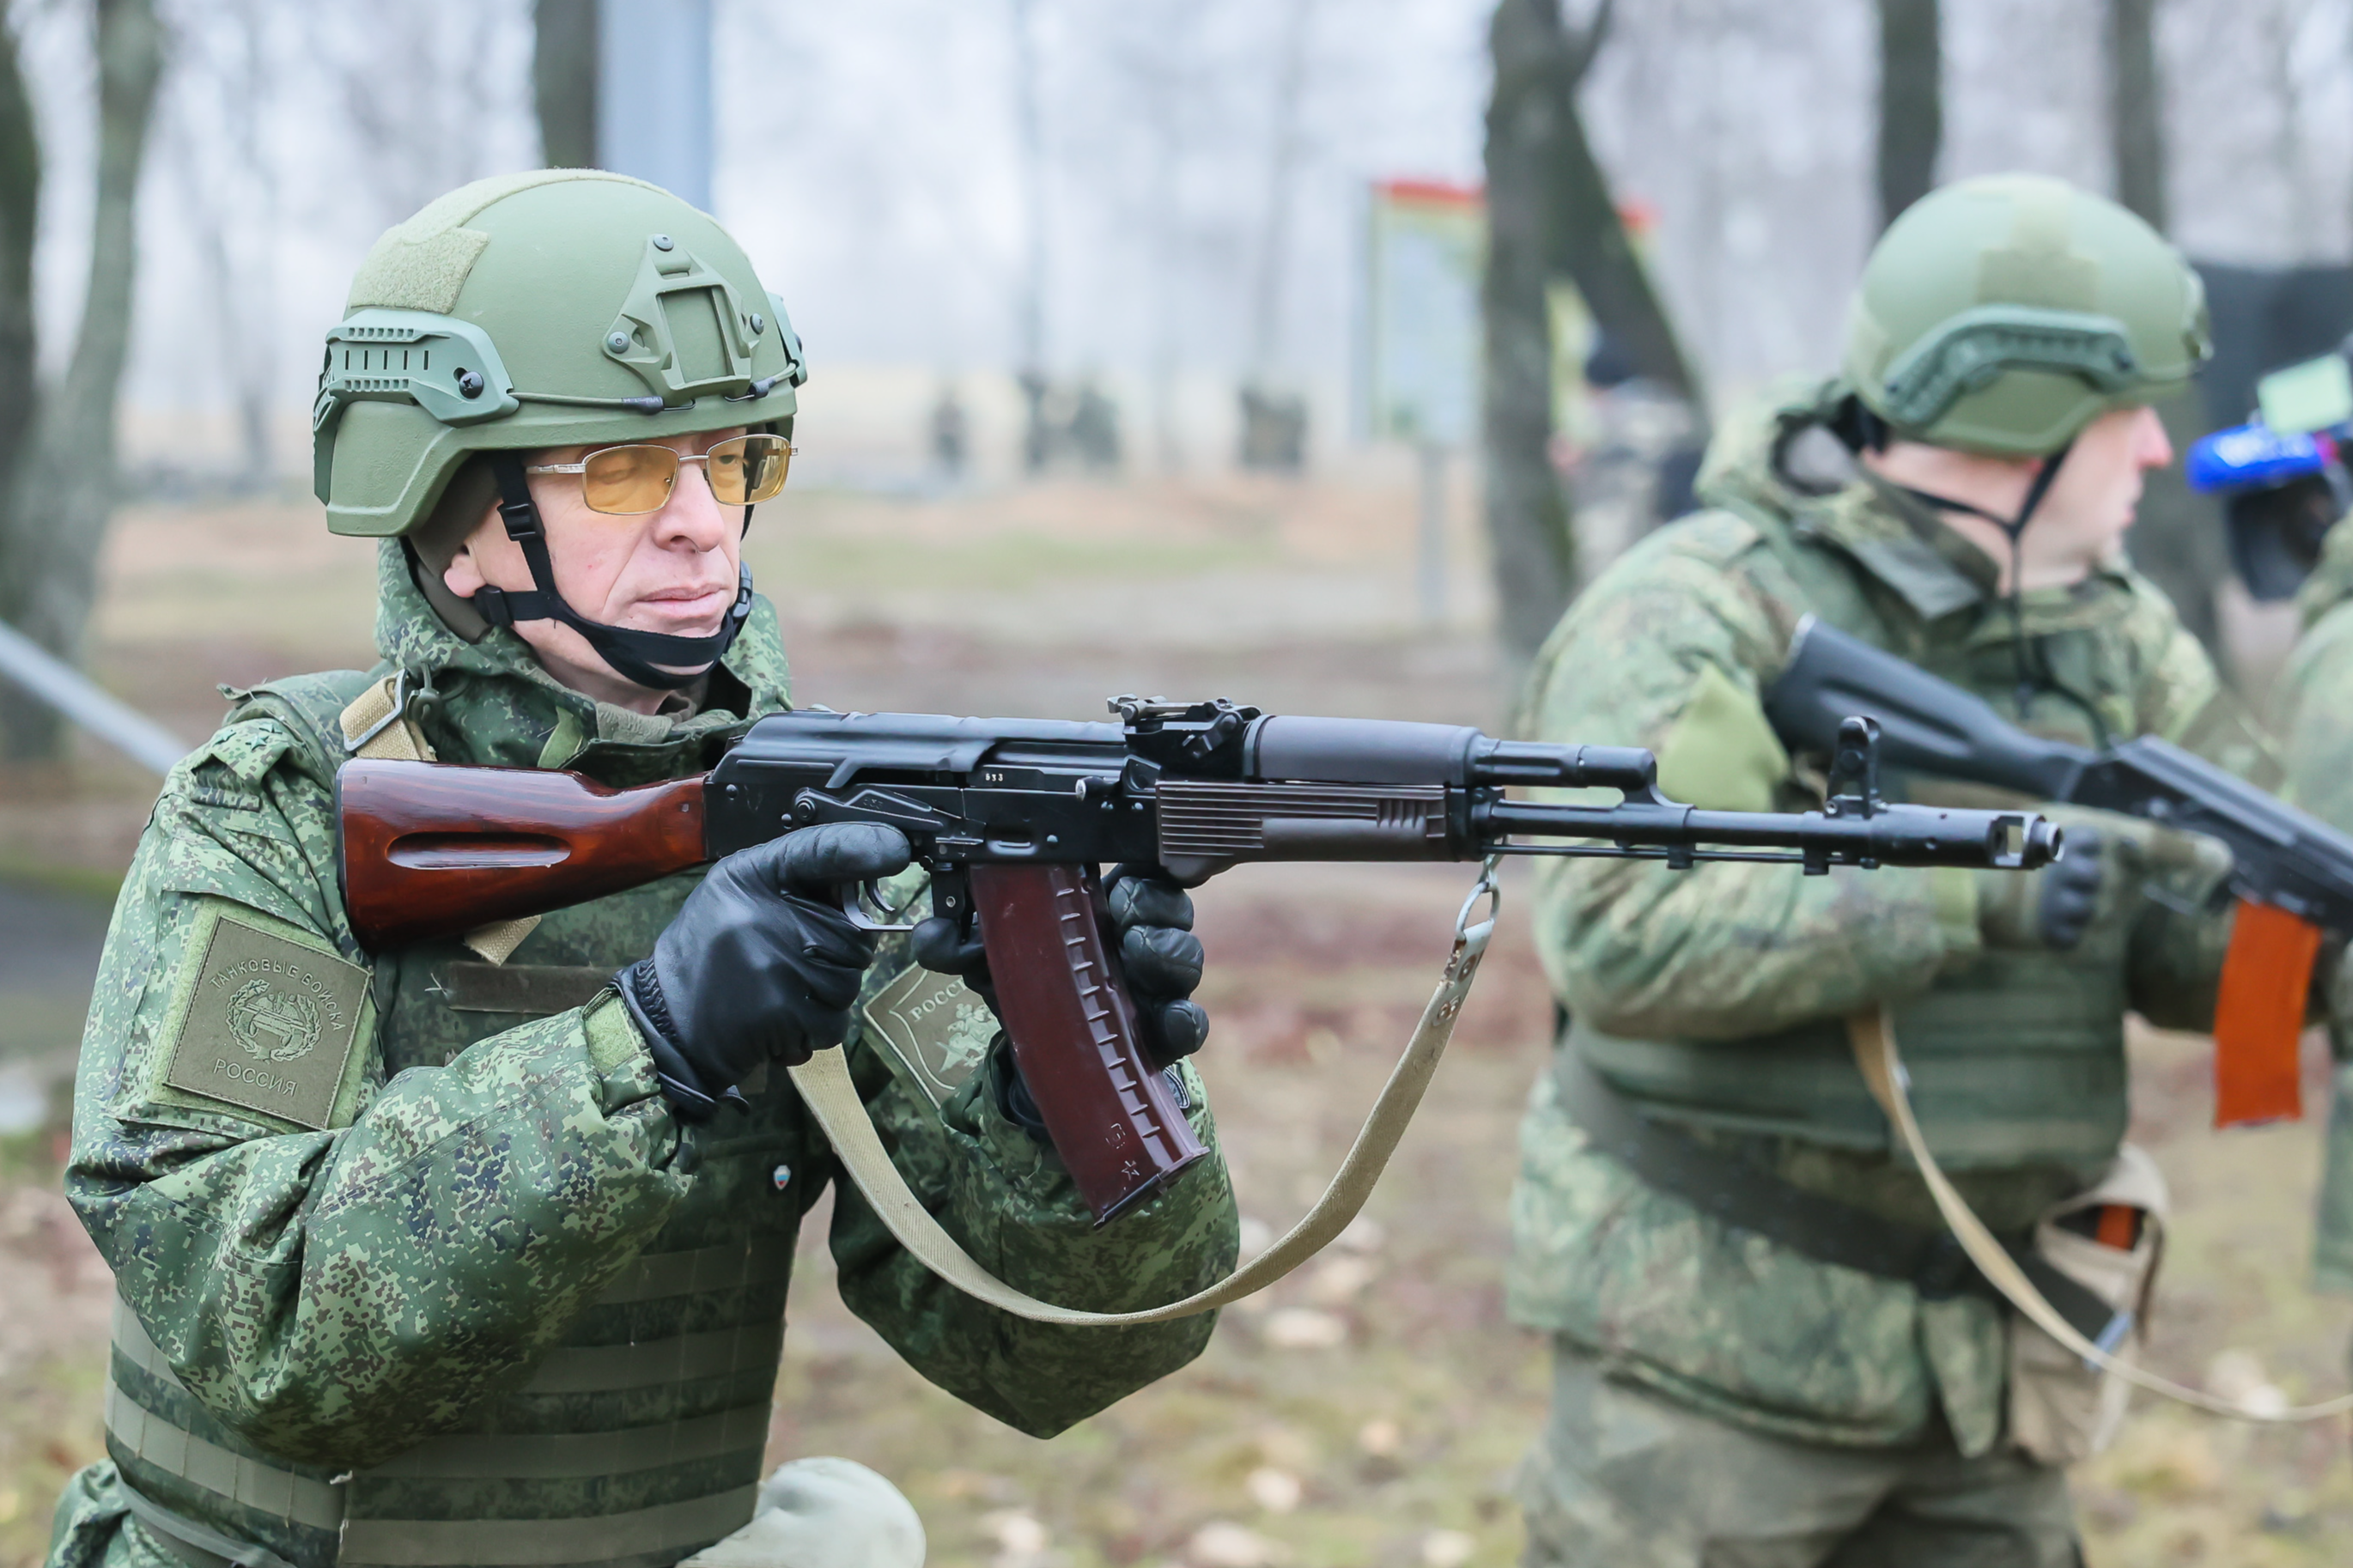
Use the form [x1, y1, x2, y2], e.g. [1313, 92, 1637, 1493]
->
[2130, 391, 2225, 659]
[2108, 0, 2166, 229]
[1483, 0, 1574, 676]
[0, 22, 38, 547]
[1484, 0, 1699, 679]
[535, 0, 599, 168]
[1544, 11, 1702, 410]
[1876, 0, 1940, 228]
[2107, 0, 2217, 656]
[0, 0, 162, 762]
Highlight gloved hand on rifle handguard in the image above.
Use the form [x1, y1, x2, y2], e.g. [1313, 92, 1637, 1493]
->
[911, 863, 1210, 1139]
[617, 823, 915, 1118]
[1973, 807, 2232, 952]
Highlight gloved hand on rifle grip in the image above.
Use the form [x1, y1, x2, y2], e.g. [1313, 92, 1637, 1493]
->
[1106, 866, 1211, 1064]
[909, 862, 1211, 1069]
[618, 823, 913, 1120]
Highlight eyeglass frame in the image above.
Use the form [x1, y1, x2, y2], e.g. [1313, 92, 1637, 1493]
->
[523, 434, 797, 515]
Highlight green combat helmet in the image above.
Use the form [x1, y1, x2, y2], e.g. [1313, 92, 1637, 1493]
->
[1839, 173, 2210, 463]
[313, 169, 806, 687]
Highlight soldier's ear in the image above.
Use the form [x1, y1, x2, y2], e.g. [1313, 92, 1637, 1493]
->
[441, 539, 488, 599]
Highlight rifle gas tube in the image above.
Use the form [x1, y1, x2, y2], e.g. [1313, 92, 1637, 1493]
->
[1766, 615, 2352, 1124]
[339, 697, 2058, 1222]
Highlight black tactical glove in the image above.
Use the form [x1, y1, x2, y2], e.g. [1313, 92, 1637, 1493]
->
[1979, 814, 2233, 953]
[1981, 827, 2105, 951]
[618, 823, 913, 1119]
[909, 862, 1210, 1069]
[2034, 827, 2105, 950]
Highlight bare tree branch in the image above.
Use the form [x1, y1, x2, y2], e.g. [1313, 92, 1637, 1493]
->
[1563, 0, 1614, 88]
[0, 0, 165, 760]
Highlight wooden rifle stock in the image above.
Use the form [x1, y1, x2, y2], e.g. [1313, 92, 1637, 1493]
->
[336, 758, 709, 950]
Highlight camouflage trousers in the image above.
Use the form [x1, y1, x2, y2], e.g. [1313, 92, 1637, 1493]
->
[46, 1464, 183, 1568]
[1517, 1341, 2081, 1568]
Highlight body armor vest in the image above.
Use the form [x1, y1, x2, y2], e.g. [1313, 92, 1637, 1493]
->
[103, 678, 812, 1568]
[1578, 941, 2128, 1170]
[1588, 512, 2147, 1180]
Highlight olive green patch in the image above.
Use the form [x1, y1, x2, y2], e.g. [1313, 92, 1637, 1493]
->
[163, 914, 369, 1129]
[860, 963, 998, 1108]
[432, 961, 611, 1016]
[1655, 659, 1792, 812]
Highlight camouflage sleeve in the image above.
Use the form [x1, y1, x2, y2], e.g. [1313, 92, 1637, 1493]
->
[2283, 597, 2353, 1291]
[2281, 600, 2353, 835]
[825, 979, 1237, 1437]
[65, 719, 690, 1468]
[1525, 532, 1977, 1040]
[2123, 605, 2265, 1028]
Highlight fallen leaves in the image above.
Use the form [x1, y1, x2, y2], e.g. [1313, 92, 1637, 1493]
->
[1243, 1467, 1301, 1514]
[1187, 1520, 1289, 1567]
[1259, 1308, 1347, 1351]
[1420, 1528, 1475, 1567]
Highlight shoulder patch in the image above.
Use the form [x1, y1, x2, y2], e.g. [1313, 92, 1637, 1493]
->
[860, 963, 999, 1108]
[193, 719, 299, 787]
[163, 912, 370, 1129]
[1657, 507, 1764, 566]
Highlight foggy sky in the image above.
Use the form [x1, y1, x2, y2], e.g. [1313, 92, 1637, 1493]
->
[15, 0, 2353, 474]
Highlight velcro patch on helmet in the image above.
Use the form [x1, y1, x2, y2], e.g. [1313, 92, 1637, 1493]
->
[349, 228, 491, 315]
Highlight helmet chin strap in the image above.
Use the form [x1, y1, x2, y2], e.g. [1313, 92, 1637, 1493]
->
[1891, 438, 2077, 720]
[467, 451, 754, 691]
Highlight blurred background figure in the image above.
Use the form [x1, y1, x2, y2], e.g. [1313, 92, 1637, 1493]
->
[1067, 374, 1122, 472]
[927, 380, 969, 478]
[1237, 384, 1308, 472]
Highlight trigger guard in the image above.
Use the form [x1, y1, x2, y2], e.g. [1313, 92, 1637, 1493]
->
[841, 878, 917, 933]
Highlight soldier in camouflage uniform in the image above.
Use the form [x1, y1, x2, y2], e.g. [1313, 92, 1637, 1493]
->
[1508, 175, 2265, 1565]
[45, 171, 1237, 1568]
[2274, 506, 2353, 1307]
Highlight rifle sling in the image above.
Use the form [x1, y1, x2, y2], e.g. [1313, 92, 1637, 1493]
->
[1555, 1048, 2118, 1341]
[1848, 1007, 2353, 1424]
[786, 868, 1501, 1326]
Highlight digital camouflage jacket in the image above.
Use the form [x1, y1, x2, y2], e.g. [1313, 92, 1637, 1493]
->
[47, 543, 1238, 1568]
[2280, 520, 2353, 1296]
[1507, 381, 2249, 1456]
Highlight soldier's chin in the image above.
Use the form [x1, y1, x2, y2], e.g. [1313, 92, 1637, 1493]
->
[622, 605, 727, 639]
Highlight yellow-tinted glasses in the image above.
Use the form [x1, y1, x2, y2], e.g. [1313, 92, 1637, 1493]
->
[526, 433, 793, 515]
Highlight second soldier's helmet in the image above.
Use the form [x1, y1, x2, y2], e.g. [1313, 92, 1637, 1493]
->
[312, 171, 806, 685]
[1840, 173, 2210, 459]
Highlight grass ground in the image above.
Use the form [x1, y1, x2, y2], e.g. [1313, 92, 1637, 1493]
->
[1, 471, 2350, 1565]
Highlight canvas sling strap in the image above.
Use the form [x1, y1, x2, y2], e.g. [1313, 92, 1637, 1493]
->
[337, 674, 538, 963]
[1848, 1006, 2353, 1424]
[784, 864, 1502, 1326]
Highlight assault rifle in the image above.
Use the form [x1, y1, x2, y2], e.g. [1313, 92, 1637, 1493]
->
[338, 696, 2058, 1222]
[1766, 616, 2349, 1124]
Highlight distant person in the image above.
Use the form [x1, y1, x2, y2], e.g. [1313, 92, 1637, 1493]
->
[44, 170, 1234, 1568]
[1018, 367, 1052, 473]
[1510, 174, 2257, 1565]
[929, 381, 969, 477]
[1069, 377, 1122, 472]
[2265, 422, 2353, 1351]
[1237, 384, 1307, 472]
